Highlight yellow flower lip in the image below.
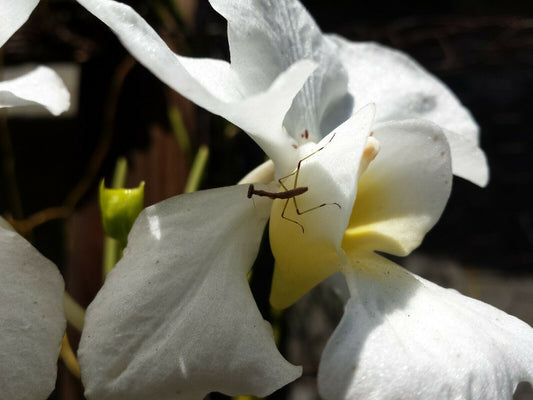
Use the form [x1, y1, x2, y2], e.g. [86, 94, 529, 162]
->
[269, 134, 382, 309]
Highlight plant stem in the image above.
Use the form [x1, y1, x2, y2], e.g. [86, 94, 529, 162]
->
[63, 292, 85, 332]
[102, 157, 128, 277]
[184, 145, 209, 193]
[59, 334, 80, 378]
[168, 106, 191, 161]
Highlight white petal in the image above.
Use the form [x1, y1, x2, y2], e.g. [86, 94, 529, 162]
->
[78, 185, 301, 400]
[327, 36, 488, 186]
[75, 0, 315, 169]
[272, 104, 374, 248]
[444, 128, 489, 186]
[228, 60, 316, 173]
[0, 66, 70, 115]
[267, 105, 374, 309]
[0, 0, 38, 47]
[0, 223, 65, 400]
[238, 159, 275, 185]
[319, 253, 533, 400]
[343, 119, 452, 256]
[209, 0, 352, 141]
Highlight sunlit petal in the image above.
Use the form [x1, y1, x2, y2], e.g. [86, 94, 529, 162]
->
[319, 252, 533, 400]
[76, 0, 316, 171]
[444, 128, 489, 186]
[0, 66, 70, 115]
[343, 119, 452, 257]
[210, 0, 352, 142]
[79, 185, 301, 400]
[269, 105, 375, 309]
[328, 36, 487, 186]
[0, 0, 38, 47]
[0, 221, 65, 400]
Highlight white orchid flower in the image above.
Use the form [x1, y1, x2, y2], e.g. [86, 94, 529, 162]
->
[75, 0, 533, 399]
[1, 2, 69, 397]
[0, 0, 70, 115]
[0, 218, 65, 400]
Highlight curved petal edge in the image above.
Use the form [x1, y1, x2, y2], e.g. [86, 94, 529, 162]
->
[0, 0, 39, 48]
[343, 119, 453, 257]
[0, 66, 70, 115]
[326, 35, 488, 186]
[318, 253, 533, 400]
[79, 185, 301, 400]
[0, 223, 65, 400]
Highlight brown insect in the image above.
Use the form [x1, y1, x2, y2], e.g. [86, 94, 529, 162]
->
[247, 133, 340, 233]
[247, 184, 308, 200]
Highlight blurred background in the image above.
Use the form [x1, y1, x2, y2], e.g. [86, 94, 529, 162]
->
[1, 0, 532, 398]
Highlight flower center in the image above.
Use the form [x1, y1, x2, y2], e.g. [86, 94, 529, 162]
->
[359, 135, 380, 177]
[269, 135, 381, 309]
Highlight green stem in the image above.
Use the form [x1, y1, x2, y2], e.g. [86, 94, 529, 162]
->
[111, 157, 127, 188]
[103, 236, 122, 277]
[63, 292, 85, 331]
[184, 145, 209, 193]
[102, 157, 128, 277]
[168, 106, 191, 161]
[60, 334, 81, 378]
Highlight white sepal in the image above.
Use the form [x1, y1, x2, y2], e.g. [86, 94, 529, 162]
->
[276, 104, 375, 248]
[0, 222, 65, 400]
[209, 0, 351, 142]
[344, 119, 453, 256]
[0, 66, 70, 115]
[0, 0, 39, 47]
[75, 0, 317, 171]
[318, 253, 533, 400]
[79, 185, 301, 400]
[444, 128, 489, 186]
[327, 35, 488, 186]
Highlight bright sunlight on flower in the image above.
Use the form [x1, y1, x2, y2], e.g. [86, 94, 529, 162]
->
[73, 0, 533, 399]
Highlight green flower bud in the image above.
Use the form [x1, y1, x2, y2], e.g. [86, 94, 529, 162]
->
[99, 180, 145, 245]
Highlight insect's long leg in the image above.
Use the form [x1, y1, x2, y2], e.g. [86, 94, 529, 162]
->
[281, 198, 305, 233]
[292, 133, 340, 216]
[294, 200, 341, 216]
[274, 173, 306, 231]
[278, 171, 295, 192]
[277, 133, 339, 232]
[279, 133, 337, 189]
[293, 133, 337, 189]
[277, 156, 315, 230]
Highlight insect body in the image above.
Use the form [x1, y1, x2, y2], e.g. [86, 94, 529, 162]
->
[247, 184, 308, 200]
